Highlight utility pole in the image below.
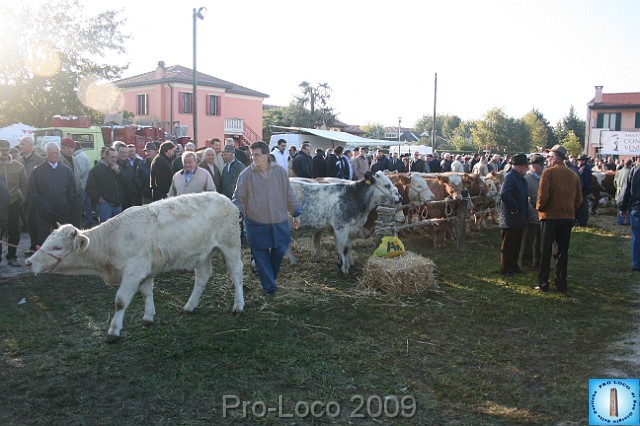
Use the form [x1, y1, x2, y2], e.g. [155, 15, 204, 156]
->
[432, 72, 437, 154]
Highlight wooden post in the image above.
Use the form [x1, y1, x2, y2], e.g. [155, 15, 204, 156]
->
[456, 198, 470, 250]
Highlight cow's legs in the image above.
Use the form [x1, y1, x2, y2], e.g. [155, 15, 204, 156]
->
[285, 247, 297, 265]
[334, 232, 350, 275]
[139, 277, 156, 325]
[107, 272, 146, 342]
[221, 245, 244, 314]
[313, 231, 323, 259]
[184, 259, 213, 312]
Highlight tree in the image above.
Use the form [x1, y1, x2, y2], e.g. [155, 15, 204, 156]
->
[361, 122, 386, 139]
[0, 0, 129, 127]
[522, 109, 556, 151]
[448, 120, 477, 152]
[262, 108, 288, 142]
[560, 131, 583, 158]
[292, 81, 336, 128]
[554, 106, 586, 149]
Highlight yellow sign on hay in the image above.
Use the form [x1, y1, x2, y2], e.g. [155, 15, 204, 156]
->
[373, 236, 406, 258]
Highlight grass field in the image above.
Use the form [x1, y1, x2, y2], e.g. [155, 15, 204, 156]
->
[0, 209, 637, 425]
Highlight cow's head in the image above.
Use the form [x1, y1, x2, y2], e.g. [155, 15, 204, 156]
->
[25, 224, 90, 274]
[481, 177, 498, 197]
[365, 171, 402, 205]
[437, 175, 464, 199]
[408, 174, 436, 202]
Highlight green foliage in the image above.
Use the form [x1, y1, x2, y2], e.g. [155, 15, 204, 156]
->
[554, 106, 586, 148]
[522, 109, 556, 152]
[290, 81, 336, 128]
[361, 122, 387, 139]
[0, 0, 129, 127]
[561, 130, 583, 157]
[471, 108, 529, 153]
[262, 108, 287, 143]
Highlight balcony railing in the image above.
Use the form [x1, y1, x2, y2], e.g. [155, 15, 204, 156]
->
[224, 118, 244, 134]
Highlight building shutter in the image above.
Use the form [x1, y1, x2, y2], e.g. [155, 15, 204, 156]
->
[205, 95, 211, 116]
[596, 113, 603, 128]
[179, 92, 184, 114]
[217, 95, 221, 116]
[615, 113, 621, 131]
[636, 112, 640, 129]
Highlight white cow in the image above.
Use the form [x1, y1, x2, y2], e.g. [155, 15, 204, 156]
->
[25, 192, 244, 342]
[290, 171, 402, 274]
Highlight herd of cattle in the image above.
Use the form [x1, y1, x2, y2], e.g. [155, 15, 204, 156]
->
[23, 168, 617, 341]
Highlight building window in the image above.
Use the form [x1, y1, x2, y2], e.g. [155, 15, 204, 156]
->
[137, 94, 148, 115]
[635, 112, 640, 129]
[596, 112, 621, 130]
[385, 132, 398, 139]
[179, 92, 193, 114]
[206, 95, 221, 116]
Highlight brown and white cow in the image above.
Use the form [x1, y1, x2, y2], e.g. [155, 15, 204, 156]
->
[25, 192, 244, 342]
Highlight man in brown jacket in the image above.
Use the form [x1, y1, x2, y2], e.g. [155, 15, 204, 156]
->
[535, 144, 583, 293]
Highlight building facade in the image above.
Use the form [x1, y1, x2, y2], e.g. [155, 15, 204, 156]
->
[585, 86, 640, 158]
[114, 61, 268, 147]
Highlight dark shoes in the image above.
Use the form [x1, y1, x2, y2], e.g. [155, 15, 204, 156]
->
[533, 284, 549, 292]
[7, 258, 20, 267]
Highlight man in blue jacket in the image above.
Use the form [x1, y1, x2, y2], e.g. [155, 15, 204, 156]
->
[620, 156, 640, 271]
[499, 153, 529, 276]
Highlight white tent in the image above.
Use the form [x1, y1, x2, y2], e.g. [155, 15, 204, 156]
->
[0, 123, 35, 147]
[269, 126, 403, 152]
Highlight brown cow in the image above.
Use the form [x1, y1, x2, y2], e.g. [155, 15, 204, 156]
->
[590, 171, 616, 215]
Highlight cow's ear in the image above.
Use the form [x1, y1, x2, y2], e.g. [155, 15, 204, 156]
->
[364, 171, 375, 185]
[74, 234, 90, 253]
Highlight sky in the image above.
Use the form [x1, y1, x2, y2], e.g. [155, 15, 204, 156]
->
[13, 0, 640, 128]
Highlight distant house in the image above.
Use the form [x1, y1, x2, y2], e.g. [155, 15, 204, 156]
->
[585, 86, 640, 158]
[381, 126, 420, 143]
[113, 61, 269, 147]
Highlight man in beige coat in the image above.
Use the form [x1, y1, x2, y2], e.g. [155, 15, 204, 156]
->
[168, 151, 215, 197]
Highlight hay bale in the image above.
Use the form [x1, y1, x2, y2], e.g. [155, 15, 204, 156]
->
[358, 251, 438, 295]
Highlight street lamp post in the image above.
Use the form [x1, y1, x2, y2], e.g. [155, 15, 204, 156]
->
[398, 117, 402, 154]
[192, 7, 206, 147]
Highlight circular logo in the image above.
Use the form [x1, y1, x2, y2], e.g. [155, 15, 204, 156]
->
[589, 379, 639, 425]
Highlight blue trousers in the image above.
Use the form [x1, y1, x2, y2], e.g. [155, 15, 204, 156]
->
[617, 208, 630, 225]
[96, 202, 122, 225]
[631, 209, 640, 270]
[252, 245, 288, 294]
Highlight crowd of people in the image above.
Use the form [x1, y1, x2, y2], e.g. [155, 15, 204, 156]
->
[498, 145, 640, 294]
[1, 134, 639, 293]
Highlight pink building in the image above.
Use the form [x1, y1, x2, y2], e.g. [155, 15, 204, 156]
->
[114, 61, 268, 148]
[585, 86, 640, 158]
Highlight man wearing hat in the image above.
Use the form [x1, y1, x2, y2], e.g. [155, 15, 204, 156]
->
[498, 153, 529, 276]
[0, 139, 28, 266]
[59, 137, 83, 228]
[535, 144, 583, 292]
[575, 154, 593, 227]
[150, 141, 176, 201]
[520, 153, 545, 270]
[220, 144, 246, 199]
[619, 156, 640, 271]
[614, 159, 633, 225]
[135, 142, 158, 205]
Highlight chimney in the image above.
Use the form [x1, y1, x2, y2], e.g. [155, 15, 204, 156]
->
[594, 85, 603, 103]
[156, 61, 166, 80]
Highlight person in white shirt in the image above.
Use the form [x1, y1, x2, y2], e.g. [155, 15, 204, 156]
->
[271, 138, 288, 171]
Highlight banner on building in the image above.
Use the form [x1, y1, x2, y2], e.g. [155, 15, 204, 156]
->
[600, 131, 640, 155]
